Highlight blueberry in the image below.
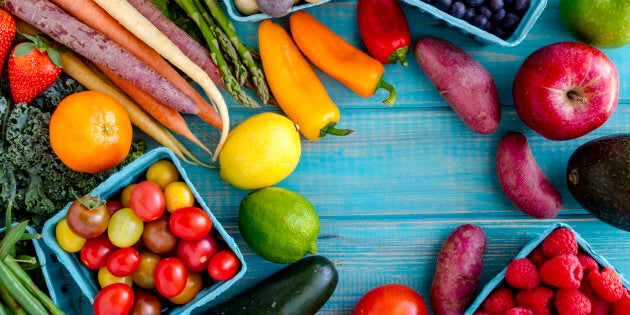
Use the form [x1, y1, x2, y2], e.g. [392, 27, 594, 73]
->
[433, 0, 452, 11]
[492, 26, 508, 39]
[488, 0, 504, 11]
[464, 7, 477, 21]
[472, 15, 490, 30]
[465, 0, 484, 7]
[491, 8, 506, 22]
[513, 0, 529, 12]
[502, 12, 520, 31]
[449, 2, 467, 18]
[479, 6, 492, 17]
[503, 0, 514, 8]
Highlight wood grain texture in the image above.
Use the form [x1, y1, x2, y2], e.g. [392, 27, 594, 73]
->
[152, 0, 630, 313]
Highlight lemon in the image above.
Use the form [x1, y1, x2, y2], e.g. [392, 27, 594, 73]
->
[219, 112, 301, 190]
[239, 187, 319, 264]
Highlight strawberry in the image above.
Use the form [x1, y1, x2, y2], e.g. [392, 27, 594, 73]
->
[0, 8, 16, 73]
[7, 34, 62, 104]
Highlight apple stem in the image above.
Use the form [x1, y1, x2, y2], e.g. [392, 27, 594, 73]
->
[567, 91, 588, 105]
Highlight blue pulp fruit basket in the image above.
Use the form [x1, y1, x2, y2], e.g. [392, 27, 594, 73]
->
[42, 147, 247, 315]
[465, 222, 630, 314]
[223, 0, 333, 22]
[400, 0, 547, 47]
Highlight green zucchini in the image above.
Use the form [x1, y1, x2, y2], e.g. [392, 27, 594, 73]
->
[206, 255, 339, 315]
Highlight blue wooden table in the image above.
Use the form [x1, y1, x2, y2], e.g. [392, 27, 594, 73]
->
[61, 0, 630, 313]
[169, 0, 630, 313]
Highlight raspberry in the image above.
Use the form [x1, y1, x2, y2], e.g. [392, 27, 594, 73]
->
[473, 313, 493, 315]
[555, 289, 591, 315]
[580, 278, 612, 315]
[516, 286, 554, 315]
[612, 289, 630, 315]
[540, 254, 583, 290]
[589, 267, 624, 302]
[505, 307, 534, 315]
[541, 227, 578, 258]
[527, 247, 547, 269]
[481, 286, 515, 314]
[577, 252, 599, 273]
[506, 258, 540, 289]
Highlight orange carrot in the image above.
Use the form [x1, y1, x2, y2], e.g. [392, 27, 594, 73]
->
[95, 64, 213, 156]
[49, 0, 223, 130]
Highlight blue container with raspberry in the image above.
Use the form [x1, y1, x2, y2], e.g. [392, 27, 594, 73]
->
[465, 223, 630, 315]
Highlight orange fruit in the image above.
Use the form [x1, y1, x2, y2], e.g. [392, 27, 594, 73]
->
[49, 90, 133, 174]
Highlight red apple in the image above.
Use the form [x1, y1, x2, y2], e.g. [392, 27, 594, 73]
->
[513, 42, 619, 141]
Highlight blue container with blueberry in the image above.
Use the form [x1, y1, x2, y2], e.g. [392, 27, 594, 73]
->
[402, 0, 546, 46]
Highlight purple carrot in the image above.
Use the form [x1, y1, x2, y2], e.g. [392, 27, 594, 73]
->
[127, 0, 224, 88]
[1, 0, 199, 114]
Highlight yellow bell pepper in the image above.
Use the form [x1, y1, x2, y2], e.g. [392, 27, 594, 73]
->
[258, 19, 352, 141]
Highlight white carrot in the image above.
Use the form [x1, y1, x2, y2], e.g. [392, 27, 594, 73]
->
[92, 0, 230, 162]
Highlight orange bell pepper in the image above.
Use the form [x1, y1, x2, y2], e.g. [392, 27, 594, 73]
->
[289, 10, 396, 105]
[258, 19, 352, 141]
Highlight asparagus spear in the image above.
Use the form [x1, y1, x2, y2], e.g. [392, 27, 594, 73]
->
[174, 0, 259, 108]
[193, 0, 248, 85]
[202, 0, 271, 105]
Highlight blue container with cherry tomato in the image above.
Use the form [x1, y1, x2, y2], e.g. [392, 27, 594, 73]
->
[41, 147, 247, 315]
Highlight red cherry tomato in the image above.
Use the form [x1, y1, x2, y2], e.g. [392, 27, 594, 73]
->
[80, 234, 118, 270]
[353, 283, 429, 315]
[169, 207, 212, 240]
[208, 250, 240, 281]
[106, 200, 124, 216]
[154, 257, 188, 298]
[130, 290, 161, 315]
[93, 283, 134, 315]
[177, 234, 218, 272]
[130, 181, 165, 222]
[107, 247, 141, 277]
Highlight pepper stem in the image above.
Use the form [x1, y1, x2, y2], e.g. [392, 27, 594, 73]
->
[387, 46, 409, 67]
[319, 121, 353, 138]
[377, 79, 397, 106]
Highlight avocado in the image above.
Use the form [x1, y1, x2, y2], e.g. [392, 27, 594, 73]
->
[566, 134, 630, 231]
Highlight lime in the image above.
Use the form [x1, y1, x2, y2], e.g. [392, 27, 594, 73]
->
[239, 187, 319, 264]
[219, 112, 301, 190]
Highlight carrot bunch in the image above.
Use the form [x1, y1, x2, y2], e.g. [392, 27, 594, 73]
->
[4, 0, 232, 165]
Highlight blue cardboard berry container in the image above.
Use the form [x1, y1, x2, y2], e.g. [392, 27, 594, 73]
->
[223, 0, 333, 22]
[464, 222, 630, 314]
[400, 0, 547, 47]
[41, 147, 247, 315]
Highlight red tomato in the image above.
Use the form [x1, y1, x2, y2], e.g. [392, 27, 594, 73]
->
[66, 196, 110, 239]
[93, 283, 134, 315]
[106, 200, 124, 216]
[107, 247, 141, 277]
[154, 257, 188, 298]
[80, 234, 118, 270]
[177, 234, 218, 272]
[353, 284, 429, 315]
[169, 207, 212, 240]
[130, 181, 165, 222]
[208, 250, 240, 281]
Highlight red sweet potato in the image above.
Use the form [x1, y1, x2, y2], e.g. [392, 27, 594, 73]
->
[430, 224, 486, 315]
[414, 37, 500, 135]
[496, 132, 563, 219]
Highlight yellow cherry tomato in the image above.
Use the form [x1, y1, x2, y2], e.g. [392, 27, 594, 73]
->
[98, 267, 133, 288]
[146, 160, 179, 190]
[164, 181, 195, 213]
[120, 183, 137, 208]
[108, 208, 143, 248]
[55, 218, 87, 253]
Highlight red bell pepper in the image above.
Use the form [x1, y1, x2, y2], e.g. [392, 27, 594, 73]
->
[357, 0, 411, 67]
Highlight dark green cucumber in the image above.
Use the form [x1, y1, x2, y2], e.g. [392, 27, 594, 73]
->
[567, 134, 630, 231]
[206, 255, 338, 315]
